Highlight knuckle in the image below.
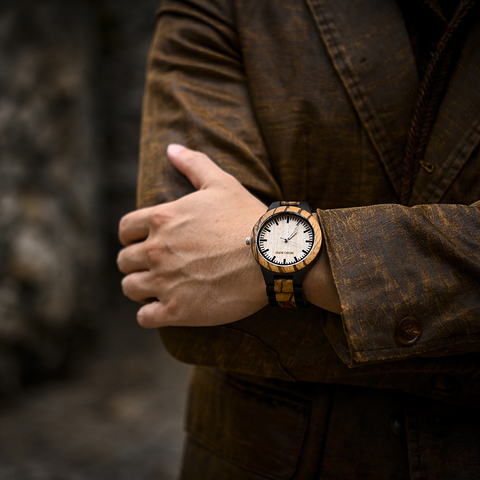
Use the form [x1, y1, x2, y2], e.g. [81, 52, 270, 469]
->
[148, 211, 163, 229]
[164, 298, 180, 320]
[148, 208, 170, 229]
[144, 241, 163, 264]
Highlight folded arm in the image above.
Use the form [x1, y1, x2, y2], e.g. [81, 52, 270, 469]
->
[120, 0, 480, 375]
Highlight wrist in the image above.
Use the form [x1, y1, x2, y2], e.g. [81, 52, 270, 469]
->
[303, 242, 341, 314]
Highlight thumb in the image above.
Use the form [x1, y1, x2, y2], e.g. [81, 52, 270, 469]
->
[167, 144, 225, 191]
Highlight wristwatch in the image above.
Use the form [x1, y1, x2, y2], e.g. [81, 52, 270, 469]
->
[246, 201, 322, 308]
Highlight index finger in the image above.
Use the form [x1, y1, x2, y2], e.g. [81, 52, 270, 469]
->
[118, 207, 152, 246]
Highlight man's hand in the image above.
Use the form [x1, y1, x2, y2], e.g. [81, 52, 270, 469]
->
[117, 145, 268, 328]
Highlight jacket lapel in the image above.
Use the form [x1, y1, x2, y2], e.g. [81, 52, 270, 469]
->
[411, 19, 480, 205]
[305, 0, 419, 198]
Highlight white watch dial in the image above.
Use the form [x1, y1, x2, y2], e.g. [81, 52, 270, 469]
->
[257, 213, 314, 266]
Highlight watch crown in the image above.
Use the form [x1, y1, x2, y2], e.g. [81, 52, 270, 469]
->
[246, 237, 251, 246]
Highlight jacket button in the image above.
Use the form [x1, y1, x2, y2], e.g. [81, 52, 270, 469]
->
[390, 414, 406, 437]
[432, 374, 460, 396]
[394, 317, 422, 345]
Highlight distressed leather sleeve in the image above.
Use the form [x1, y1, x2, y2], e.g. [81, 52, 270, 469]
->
[138, 0, 281, 209]
[319, 201, 480, 366]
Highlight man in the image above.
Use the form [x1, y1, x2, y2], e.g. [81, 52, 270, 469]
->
[117, 0, 480, 478]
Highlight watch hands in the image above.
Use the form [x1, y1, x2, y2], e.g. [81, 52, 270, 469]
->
[286, 226, 299, 241]
[279, 238, 308, 248]
[280, 225, 300, 243]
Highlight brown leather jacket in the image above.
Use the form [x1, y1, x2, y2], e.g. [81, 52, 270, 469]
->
[138, 0, 480, 477]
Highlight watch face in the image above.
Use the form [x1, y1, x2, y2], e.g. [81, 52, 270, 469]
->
[257, 213, 314, 266]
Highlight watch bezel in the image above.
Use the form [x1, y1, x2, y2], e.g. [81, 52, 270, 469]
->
[250, 205, 322, 274]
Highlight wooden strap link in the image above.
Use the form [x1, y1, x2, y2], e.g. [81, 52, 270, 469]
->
[266, 277, 308, 308]
[274, 278, 296, 308]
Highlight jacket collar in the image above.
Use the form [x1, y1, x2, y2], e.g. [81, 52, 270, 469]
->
[306, 0, 480, 204]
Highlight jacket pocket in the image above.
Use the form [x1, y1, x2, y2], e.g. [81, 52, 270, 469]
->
[184, 368, 310, 480]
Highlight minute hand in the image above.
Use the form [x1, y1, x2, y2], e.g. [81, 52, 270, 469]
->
[286, 226, 299, 240]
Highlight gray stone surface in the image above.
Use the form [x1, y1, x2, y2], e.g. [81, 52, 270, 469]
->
[0, 0, 102, 392]
[0, 0, 192, 477]
[0, 0, 161, 390]
[0, 299, 191, 480]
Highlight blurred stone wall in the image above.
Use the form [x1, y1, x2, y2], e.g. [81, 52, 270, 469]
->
[0, 0, 160, 393]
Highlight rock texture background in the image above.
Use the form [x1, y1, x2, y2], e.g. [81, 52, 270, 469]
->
[0, 1, 191, 478]
[0, 0, 101, 393]
[0, 0, 157, 391]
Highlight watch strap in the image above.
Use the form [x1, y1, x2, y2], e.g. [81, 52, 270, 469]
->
[267, 201, 311, 212]
[266, 277, 308, 308]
